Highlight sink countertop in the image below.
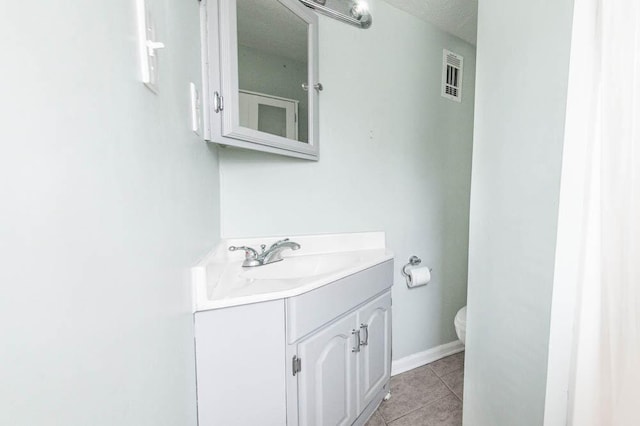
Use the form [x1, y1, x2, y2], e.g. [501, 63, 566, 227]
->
[192, 232, 394, 312]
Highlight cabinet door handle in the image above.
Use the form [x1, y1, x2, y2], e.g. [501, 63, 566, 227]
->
[213, 91, 224, 113]
[352, 329, 361, 353]
[360, 324, 369, 346]
[301, 82, 324, 91]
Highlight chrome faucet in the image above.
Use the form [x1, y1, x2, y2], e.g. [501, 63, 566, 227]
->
[229, 238, 301, 267]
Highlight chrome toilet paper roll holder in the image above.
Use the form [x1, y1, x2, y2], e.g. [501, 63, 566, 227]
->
[401, 256, 432, 286]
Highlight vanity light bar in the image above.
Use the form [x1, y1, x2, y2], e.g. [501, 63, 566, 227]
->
[298, 0, 372, 29]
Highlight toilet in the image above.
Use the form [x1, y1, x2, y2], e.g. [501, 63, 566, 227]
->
[454, 306, 467, 345]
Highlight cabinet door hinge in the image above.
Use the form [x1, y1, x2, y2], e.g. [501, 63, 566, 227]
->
[292, 355, 302, 376]
[213, 91, 224, 113]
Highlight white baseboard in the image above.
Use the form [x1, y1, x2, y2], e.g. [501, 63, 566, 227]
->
[391, 340, 465, 376]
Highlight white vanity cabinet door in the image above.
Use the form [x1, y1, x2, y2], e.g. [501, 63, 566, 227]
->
[194, 300, 287, 426]
[357, 292, 392, 413]
[297, 312, 359, 426]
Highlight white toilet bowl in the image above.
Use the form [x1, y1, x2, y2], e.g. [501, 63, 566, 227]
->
[454, 306, 467, 345]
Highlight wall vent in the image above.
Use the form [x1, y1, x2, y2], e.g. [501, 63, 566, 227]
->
[441, 49, 463, 102]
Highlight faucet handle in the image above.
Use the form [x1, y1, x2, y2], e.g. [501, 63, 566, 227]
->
[260, 244, 267, 254]
[228, 245, 258, 259]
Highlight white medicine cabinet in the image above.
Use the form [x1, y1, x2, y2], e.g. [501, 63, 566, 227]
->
[200, 0, 320, 160]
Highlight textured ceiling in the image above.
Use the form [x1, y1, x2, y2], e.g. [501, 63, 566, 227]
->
[383, 0, 478, 45]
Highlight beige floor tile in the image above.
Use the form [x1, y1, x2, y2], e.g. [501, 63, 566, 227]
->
[428, 352, 464, 378]
[440, 368, 464, 400]
[388, 394, 462, 426]
[365, 410, 387, 426]
[378, 366, 453, 423]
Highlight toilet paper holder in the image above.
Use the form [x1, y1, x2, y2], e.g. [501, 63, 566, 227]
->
[401, 256, 432, 286]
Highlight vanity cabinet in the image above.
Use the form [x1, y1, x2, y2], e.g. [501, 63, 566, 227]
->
[297, 293, 391, 426]
[194, 260, 393, 426]
[358, 294, 392, 411]
[297, 311, 358, 426]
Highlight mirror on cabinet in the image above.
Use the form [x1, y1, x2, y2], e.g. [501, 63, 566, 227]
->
[201, 0, 320, 160]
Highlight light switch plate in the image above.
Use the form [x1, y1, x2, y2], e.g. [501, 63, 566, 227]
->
[136, 0, 164, 93]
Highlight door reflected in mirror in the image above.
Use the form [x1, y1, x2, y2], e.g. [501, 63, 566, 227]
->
[236, 0, 309, 143]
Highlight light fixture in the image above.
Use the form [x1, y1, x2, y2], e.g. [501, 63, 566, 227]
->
[298, 0, 373, 29]
[349, 1, 367, 19]
[349, 1, 372, 28]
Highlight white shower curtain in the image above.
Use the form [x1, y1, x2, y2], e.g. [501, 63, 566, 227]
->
[567, 0, 640, 425]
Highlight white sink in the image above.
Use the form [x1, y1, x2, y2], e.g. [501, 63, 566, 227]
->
[241, 253, 360, 280]
[191, 232, 394, 311]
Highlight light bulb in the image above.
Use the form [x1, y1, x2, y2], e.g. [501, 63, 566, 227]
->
[350, 1, 369, 20]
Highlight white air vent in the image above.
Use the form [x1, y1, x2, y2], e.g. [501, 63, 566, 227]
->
[441, 49, 463, 102]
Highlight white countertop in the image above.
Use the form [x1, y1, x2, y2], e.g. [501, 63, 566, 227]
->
[192, 232, 394, 312]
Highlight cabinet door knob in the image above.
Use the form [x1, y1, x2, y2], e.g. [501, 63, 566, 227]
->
[352, 329, 361, 353]
[360, 324, 369, 346]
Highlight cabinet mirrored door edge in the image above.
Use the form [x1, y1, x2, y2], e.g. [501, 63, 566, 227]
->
[200, 0, 320, 160]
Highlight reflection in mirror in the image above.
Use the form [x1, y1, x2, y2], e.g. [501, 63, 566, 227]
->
[236, 0, 309, 143]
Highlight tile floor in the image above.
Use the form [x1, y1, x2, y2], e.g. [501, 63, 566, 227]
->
[366, 352, 464, 426]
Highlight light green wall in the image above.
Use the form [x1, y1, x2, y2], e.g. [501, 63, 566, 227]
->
[463, 0, 575, 424]
[0, 1, 476, 423]
[218, 0, 476, 360]
[0, 1, 219, 425]
[238, 44, 309, 142]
